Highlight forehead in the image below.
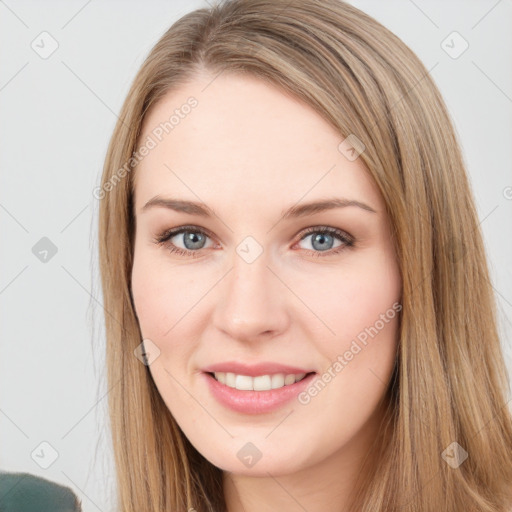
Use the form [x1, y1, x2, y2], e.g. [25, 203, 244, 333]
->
[133, 72, 382, 212]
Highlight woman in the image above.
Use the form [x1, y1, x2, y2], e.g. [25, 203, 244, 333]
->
[97, 0, 512, 510]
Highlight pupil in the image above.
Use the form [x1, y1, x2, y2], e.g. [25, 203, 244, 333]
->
[184, 232, 204, 250]
[313, 233, 332, 251]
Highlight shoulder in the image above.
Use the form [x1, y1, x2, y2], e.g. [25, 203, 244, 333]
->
[0, 471, 82, 511]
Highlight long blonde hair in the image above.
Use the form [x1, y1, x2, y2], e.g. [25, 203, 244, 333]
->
[97, 1, 512, 510]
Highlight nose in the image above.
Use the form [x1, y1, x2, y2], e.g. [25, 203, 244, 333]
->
[211, 250, 290, 343]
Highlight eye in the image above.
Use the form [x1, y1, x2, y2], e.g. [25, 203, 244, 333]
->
[295, 226, 354, 258]
[153, 225, 354, 258]
[153, 226, 215, 258]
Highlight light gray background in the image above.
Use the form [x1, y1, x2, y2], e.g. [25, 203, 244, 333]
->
[1, 1, 511, 511]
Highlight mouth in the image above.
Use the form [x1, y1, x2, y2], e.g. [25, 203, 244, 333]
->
[206, 371, 316, 391]
[203, 370, 317, 414]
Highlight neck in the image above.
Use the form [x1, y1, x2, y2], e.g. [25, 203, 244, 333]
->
[222, 397, 390, 512]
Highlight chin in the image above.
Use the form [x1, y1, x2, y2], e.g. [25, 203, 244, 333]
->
[194, 437, 314, 477]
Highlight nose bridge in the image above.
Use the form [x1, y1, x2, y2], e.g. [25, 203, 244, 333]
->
[212, 242, 287, 340]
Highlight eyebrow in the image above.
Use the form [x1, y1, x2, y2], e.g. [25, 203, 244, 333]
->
[140, 196, 377, 218]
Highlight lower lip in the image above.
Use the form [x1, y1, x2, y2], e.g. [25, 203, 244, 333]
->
[202, 372, 317, 414]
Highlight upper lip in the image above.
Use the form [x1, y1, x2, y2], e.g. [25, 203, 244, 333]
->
[202, 361, 315, 377]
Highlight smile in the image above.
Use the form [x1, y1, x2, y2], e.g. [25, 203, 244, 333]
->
[203, 371, 317, 414]
[211, 371, 311, 391]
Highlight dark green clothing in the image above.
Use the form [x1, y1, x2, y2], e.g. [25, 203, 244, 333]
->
[0, 472, 82, 512]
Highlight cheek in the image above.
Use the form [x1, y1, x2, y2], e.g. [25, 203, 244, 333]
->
[299, 251, 401, 345]
[131, 251, 205, 382]
[297, 251, 401, 407]
[131, 248, 184, 338]
[131, 257, 195, 404]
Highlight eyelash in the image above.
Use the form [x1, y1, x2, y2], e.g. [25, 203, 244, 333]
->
[153, 225, 355, 259]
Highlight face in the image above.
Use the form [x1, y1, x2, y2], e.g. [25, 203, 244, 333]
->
[131, 71, 401, 477]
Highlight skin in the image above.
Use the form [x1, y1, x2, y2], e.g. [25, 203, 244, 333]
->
[131, 70, 402, 512]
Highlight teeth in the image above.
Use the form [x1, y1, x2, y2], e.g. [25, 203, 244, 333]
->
[213, 372, 307, 391]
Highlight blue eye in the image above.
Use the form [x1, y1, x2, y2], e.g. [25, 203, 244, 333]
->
[154, 226, 213, 258]
[297, 226, 354, 257]
[154, 225, 354, 258]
